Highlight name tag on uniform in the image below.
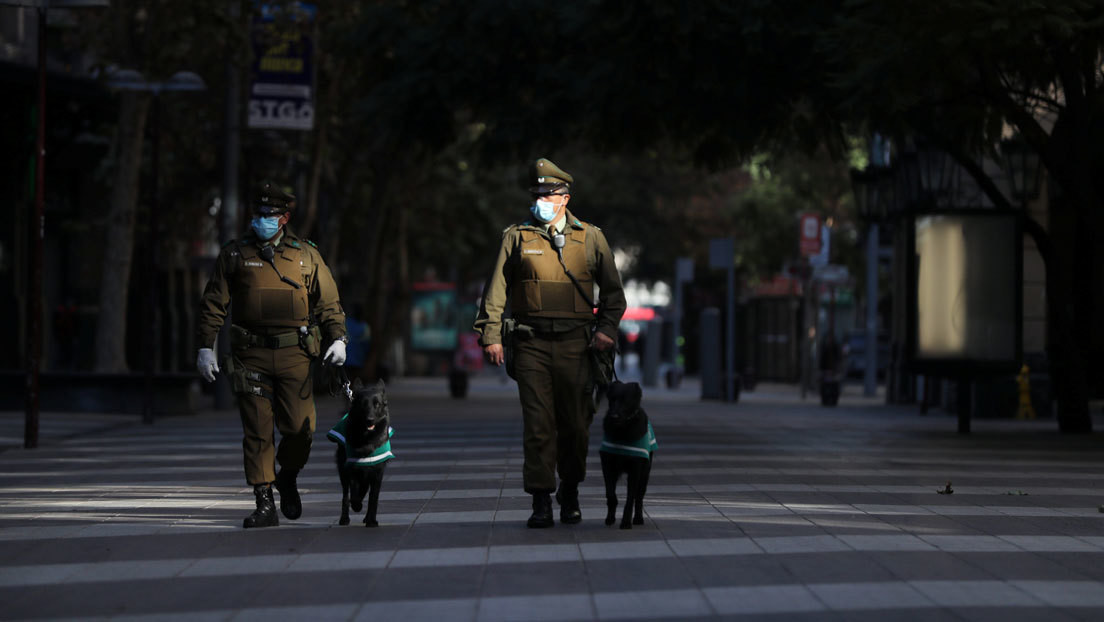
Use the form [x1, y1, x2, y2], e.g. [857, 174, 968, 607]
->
[523, 249, 544, 255]
[244, 260, 264, 267]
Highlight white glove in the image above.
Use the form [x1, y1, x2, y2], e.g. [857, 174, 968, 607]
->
[197, 348, 219, 383]
[323, 340, 347, 366]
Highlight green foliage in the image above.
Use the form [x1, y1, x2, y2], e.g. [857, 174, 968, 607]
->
[67, 0, 1103, 382]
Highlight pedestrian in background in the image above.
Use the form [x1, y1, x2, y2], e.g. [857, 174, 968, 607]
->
[474, 158, 626, 528]
[344, 304, 370, 381]
[196, 181, 348, 528]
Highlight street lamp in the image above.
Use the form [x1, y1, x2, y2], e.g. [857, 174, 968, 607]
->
[914, 139, 956, 208]
[1001, 136, 1043, 207]
[107, 69, 206, 424]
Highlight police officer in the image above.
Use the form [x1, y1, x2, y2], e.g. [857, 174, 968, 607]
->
[196, 181, 347, 528]
[474, 158, 626, 528]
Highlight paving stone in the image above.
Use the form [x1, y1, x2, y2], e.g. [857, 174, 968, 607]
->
[3, 378, 1104, 619]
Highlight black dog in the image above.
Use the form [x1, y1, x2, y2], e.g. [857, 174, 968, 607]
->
[599, 381, 656, 529]
[326, 379, 393, 527]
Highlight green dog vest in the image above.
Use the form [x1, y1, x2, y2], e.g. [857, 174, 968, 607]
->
[599, 422, 657, 459]
[326, 414, 395, 466]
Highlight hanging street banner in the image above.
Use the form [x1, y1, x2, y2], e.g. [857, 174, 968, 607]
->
[249, 2, 316, 131]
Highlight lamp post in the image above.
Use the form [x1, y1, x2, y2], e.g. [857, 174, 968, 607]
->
[6, 0, 110, 449]
[901, 138, 975, 432]
[850, 163, 893, 398]
[107, 69, 206, 424]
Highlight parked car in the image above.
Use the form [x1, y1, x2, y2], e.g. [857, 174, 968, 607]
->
[842, 331, 889, 380]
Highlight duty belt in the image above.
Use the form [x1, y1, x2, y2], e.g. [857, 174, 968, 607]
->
[531, 325, 591, 341]
[231, 325, 302, 349]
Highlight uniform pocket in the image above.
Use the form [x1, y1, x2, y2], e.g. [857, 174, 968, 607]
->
[259, 288, 295, 321]
[521, 280, 542, 312]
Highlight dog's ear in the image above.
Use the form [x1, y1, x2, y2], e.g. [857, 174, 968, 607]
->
[352, 378, 364, 391]
[375, 378, 386, 390]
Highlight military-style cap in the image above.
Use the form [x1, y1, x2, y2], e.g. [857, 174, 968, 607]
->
[253, 180, 296, 215]
[528, 158, 574, 195]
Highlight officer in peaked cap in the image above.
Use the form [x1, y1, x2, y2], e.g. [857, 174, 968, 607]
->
[196, 180, 348, 529]
[255, 180, 296, 215]
[529, 157, 574, 194]
[474, 157, 626, 528]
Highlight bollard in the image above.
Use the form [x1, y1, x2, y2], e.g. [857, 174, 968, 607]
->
[642, 318, 663, 387]
[700, 308, 722, 399]
[1016, 364, 1036, 419]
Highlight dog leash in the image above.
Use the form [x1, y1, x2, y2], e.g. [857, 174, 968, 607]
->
[323, 363, 353, 401]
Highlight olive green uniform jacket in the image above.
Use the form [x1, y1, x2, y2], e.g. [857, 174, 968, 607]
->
[473, 211, 626, 344]
[473, 210, 626, 493]
[197, 227, 346, 348]
[197, 227, 346, 486]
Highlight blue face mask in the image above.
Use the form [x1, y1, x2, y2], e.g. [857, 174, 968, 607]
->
[251, 215, 282, 240]
[529, 198, 558, 223]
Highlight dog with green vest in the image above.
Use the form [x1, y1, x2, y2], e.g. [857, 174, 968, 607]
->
[328, 379, 393, 527]
[599, 381, 656, 529]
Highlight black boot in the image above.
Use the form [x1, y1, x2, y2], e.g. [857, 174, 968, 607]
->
[556, 482, 582, 524]
[274, 468, 302, 520]
[527, 492, 554, 528]
[243, 485, 279, 529]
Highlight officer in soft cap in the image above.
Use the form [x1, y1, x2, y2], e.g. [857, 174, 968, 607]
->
[196, 180, 348, 528]
[474, 158, 626, 528]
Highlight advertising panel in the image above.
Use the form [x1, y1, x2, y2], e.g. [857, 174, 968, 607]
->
[410, 282, 458, 351]
[912, 212, 1021, 371]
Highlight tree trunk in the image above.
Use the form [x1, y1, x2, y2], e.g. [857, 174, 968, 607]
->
[1046, 102, 1096, 433]
[298, 129, 326, 237]
[94, 92, 151, 372]
[945, 134, 1092, 432]
[1050, 198, 1093, 433]
[363, 196, 395, 380]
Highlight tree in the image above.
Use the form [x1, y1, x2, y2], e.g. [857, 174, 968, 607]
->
[403, 0, 1102, 426]
[82, 0, 232, 372]
[820, 0, 1104, 430]
[305, 0, 851, 377]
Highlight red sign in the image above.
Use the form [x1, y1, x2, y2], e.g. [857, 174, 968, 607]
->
[799, 213, 822, 256]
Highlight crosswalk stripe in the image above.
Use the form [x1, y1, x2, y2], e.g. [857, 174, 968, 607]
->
[30, 581, 1104, 620]
[3, 534, 1103, 587]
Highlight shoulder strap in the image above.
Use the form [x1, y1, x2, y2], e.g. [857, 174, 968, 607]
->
[556, 228, 596, 310]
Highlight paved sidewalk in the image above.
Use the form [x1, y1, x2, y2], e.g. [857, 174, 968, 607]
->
[2, 377, 1104, 621]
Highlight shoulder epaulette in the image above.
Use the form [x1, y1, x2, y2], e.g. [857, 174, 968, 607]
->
[305, 239, 318, 248]
[287, 239, 301, 249]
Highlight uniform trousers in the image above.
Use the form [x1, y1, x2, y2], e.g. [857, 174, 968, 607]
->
[514, 325, 595, 493]
[235, 344, 315, 485]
